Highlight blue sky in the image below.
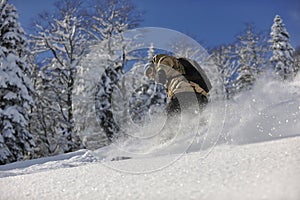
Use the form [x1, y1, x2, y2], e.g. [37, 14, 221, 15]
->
[10, 0, 300, 49]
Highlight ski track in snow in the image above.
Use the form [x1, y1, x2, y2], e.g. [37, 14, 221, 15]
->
[0, 150, 97, 178]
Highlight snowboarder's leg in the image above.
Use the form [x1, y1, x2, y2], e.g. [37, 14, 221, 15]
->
[161, 92, 208, 140]
[166, 92, 207, 116]
[165, 95, 181, 119]
[195, 93, 208, 111]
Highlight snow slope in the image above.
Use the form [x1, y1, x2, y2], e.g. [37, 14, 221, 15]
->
[1, 75, 300, 200]
[0, 136, 300, 200]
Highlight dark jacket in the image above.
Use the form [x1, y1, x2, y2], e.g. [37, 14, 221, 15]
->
[152, 55, 208, 99]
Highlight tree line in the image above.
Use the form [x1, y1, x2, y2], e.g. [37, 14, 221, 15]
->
[0, 0, 299, 165]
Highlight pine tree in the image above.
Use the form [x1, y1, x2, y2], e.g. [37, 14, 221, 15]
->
[294, 46, 300, 76]
[235, 24, 262, 92]
[270, 15, 295, 80]
[147, 43, 155, 61]
[73, 0, 143, 145]
[128, 44, 167, 125]
[73, 44, 123, 149]
[95, 65, 123, 141]
[212, 45, 239, 99]
[0, 0, 35, 164]
[129, 80, 167, 125]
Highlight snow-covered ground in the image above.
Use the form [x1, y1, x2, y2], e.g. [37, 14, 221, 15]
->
[0, 136, 300, 200]
[1, 76, 300, 200]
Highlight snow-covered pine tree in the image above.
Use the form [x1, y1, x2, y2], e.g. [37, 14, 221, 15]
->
[73, 0, 143, 143]
[212, 45, 239, 99]
[73, 46, 109, 149]
[30, 0, 87, 153]
[294, 46, 300, 76]
[129, 80, 167, 125]
[270, 15, 295, 80]
[0, 0, 35, 164]
[234, 24, 261, 92]
[147, 43, 155, 61]
[128, 43, 167, 125]
[95, 65, 123, 141]
[126, 44, 152, 91]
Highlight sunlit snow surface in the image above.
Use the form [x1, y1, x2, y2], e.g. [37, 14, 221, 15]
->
[1, 76, 300, 199]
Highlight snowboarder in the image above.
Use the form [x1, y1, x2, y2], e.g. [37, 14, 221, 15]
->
[144, 54, 211, 127]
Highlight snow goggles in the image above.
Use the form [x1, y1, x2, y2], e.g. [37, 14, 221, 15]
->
[144, 62, 155, 78]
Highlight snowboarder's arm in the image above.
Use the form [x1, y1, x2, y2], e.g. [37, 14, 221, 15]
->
[156, 69, 167, 84]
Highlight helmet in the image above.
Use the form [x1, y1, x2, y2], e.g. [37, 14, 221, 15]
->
[153, 54, 168, 64]
[144, 54, 169, 78]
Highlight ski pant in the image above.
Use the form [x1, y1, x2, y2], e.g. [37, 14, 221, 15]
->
[162, 92, 208, 134]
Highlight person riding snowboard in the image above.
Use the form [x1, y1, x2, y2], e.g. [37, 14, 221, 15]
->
[144, 54, 211, 124]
